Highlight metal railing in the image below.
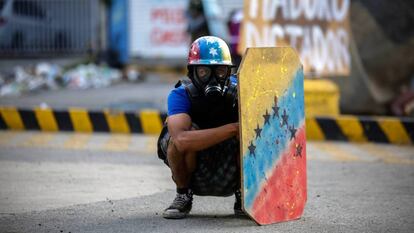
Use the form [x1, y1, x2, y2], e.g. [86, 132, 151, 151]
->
[0, 0, 100, 57]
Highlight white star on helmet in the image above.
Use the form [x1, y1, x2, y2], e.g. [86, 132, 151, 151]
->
[209, 48, 218, 57]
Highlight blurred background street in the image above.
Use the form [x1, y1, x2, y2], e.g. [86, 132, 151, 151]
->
[0, 0, 413, 232]
[0, 72, 173, 111]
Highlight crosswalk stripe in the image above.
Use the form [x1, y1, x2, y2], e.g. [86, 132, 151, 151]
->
[63, 134, 92, 149]
[0, 131, 412, 165]
[312, 143, 360, 161]
[104, 135, 132, 152]
[146, 136, 158, 152]
[356, 144, 414, 165]
[19, 133, 56, 147]
[306, 144, 332, 161]
[0, 131, 18, 146]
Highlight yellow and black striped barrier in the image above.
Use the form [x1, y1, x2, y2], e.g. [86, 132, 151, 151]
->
[0, 107, 166, 135]
[306, 116, 413, 145]
[0, 107, 413, 145]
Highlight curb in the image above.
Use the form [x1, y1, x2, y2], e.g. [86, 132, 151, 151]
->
[0, 107, 167, 135]
[306, 115, 413, 145]
[0, 107, 413, 145]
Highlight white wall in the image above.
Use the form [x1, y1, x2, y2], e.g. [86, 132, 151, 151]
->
[128, 0, 243, 59]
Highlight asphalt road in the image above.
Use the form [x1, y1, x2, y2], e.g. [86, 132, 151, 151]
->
[0, 131, 413, 233]
[0, 73, 175, 111]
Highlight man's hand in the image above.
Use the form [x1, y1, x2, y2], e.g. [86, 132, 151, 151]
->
[234, 123, 240, 140]
[167, 113, 239, 153]
[228, 122, 239, 139]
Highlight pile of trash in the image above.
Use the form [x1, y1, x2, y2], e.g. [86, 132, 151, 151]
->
[0, 63, 123, 96]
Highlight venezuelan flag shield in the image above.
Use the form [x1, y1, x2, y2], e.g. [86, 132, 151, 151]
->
[238, 47, 307, 225]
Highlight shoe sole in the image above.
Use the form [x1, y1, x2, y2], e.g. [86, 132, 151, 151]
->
[162, 211, 188, 219]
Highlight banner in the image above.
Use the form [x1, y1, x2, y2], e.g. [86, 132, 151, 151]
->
[239, 0, 351, 76]
[129, 0, 190, 58]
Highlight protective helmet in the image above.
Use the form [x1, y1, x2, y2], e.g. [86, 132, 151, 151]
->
[188, 36, 233, 66]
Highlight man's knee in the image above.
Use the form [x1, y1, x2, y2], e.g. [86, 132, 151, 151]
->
[167, 137, 181, 156]
[167, 138, 196, 159]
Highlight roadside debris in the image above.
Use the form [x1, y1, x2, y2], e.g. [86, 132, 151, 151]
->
[63, 64, 122, 89]
[0, 63, 125, 97]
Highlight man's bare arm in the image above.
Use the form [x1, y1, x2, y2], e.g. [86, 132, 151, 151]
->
[167, 113, 239, 153]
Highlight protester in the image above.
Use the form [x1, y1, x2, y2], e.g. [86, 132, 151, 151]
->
[157, 36, 242, 219]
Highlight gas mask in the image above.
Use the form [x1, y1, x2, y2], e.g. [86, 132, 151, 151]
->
[191, 65, 231, 98]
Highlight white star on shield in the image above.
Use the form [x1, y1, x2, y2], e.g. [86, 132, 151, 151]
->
[209, 47, 218, 57]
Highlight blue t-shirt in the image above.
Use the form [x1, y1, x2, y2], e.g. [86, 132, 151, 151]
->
[167, 76, 237, 116]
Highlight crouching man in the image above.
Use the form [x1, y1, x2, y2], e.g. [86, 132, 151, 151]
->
[157, 36, 243, 219]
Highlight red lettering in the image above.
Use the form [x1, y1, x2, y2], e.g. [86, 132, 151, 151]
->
[150, 28, 188, 45]
[150, 8, 185, 24]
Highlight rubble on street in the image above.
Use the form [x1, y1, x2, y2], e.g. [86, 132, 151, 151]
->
[0, 63, 124, 96]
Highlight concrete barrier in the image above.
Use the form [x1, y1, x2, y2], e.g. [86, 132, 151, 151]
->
[0, 107, 413, 145]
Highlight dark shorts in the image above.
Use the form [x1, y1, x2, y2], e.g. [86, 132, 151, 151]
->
[157, 124, 240, 197]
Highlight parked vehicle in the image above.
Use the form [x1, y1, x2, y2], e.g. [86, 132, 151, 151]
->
[0, 0, 71, 51]
[0, 0, 99, 55]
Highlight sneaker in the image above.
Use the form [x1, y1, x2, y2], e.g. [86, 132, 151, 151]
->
[163, 192, 193, 219]
[234, 190, 245, 216]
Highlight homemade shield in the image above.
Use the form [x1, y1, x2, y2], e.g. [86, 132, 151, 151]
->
[238, 47, 307, 225]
